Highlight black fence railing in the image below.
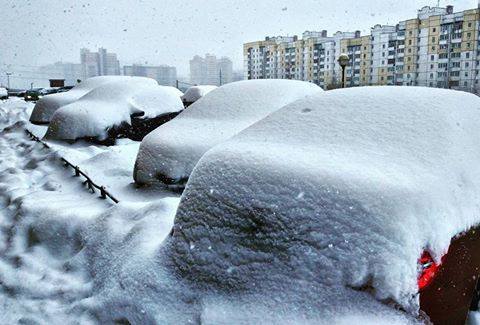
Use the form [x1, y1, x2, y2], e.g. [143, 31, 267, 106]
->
[24, 129, 120, 204]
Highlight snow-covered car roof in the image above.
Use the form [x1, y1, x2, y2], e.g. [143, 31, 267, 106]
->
[0, 87, 7, 97]
[45, 78, 184, 142]
[181, 85, 217, 103]
[29, 76, 147, 124]
[169, 87, 480, 319]
[133, 79, 322, 185]
[164, 86, 184, 97]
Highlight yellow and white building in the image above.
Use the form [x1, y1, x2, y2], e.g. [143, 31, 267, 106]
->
[243, 4, 480, 94]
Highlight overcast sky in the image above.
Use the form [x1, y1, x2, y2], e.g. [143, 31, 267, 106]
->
[0, 0, 476, 82]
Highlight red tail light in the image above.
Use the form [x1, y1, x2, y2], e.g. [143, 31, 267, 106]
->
[418, 251, 439, 291]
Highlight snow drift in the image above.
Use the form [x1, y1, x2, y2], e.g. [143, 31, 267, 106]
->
[133, 79, 322, 185]
[181, 85, 217, 104]
[45, 78, 184, 143]
[169, 87, 480, 318]
[29, 76, 143, 124]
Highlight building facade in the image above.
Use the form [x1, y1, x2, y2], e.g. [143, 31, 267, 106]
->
[123, 64, 177, 86]
[80, 48, 121, 79]
[189, 54, 233, 86]
[38, 62, 83, 86]
[244, 4, 480, 94]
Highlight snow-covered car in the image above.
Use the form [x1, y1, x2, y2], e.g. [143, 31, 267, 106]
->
[133, 79, 322, 186]
[0, 87, 8, 100]
[29, 76, 139, 124]
[44, 78, 184, 144]
[169, 87, 480, 324]
[181, 85, 217, 107]
[165, 86, 184, 98]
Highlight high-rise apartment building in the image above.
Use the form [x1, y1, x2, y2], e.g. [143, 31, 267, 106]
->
[80, 48, 121, 79]
[244, 4, 480, 94]
[189, 54, 233, 86]
[123, 64, 177, 86]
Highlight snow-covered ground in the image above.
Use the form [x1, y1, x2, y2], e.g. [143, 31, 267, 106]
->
[0, 98, 180, 323]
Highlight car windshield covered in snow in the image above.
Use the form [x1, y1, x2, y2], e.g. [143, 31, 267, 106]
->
[5, 1, 480, 324]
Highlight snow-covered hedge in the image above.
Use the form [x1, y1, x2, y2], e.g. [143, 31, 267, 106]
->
[45, 78, 184, 143]
[181, 85, 217, 103]
[133, 79, 322, 185]
[169, 87, 480, 317]
[29, 76, 143, 124]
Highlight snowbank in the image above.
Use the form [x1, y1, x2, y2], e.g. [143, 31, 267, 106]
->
[29, 76, 143, 124]
[181, 85, 217, 103]
[133, 79, 322, 185]
[44, 79, 184, 143]
[0, 87, 7, 99]
[169, 87, 480, 317]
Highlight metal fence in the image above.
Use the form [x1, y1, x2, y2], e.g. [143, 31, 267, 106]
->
[24, 129, 120, 204]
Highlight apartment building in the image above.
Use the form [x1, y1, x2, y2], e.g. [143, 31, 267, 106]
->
[244, 4, 480, 94]
[38, 61, 83, 86]
[80, 48, 121, 79]
[123, 64, 177, 86]
[190, 54, 233, 86]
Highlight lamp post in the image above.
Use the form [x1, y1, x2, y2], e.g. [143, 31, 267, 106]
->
[6, 72, 12, 89]
[337, 53, 350, 88]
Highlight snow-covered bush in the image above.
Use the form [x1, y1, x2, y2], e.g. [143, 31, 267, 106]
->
[133, 79, 322, 185]
[169, 87, 480, 316]
[181, 85, 217, 104]
[29, 76, 143, 124]
[0, 87, 8, 99]
[45, 78, 184, 143]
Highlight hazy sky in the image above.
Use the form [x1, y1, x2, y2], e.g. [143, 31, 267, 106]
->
[0, 0, 476, 82]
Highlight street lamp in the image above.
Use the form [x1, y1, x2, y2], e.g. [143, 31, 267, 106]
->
[6, 72, 12, 89]
[337, 53, 350, 88]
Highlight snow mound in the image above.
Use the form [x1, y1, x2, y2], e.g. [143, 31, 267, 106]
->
[44, 79, 184, 142]
[133, 79, 322, 185]
[0, 87, 7, 98]
[181, 85, 217, 103]
[169, 87, 480, 317]
[30, 76, 145, 124]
